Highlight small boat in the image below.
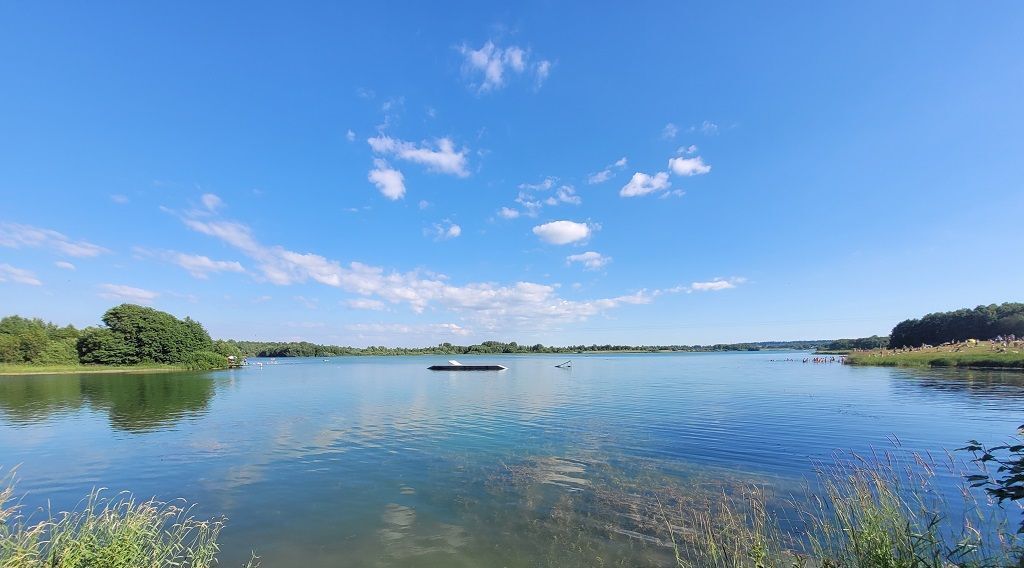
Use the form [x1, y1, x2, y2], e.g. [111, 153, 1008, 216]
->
[428, 360, 506, 371]
[555, 360, 572, 368]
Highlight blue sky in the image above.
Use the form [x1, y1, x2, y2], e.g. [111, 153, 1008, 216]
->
[1, 2, 1022, 346]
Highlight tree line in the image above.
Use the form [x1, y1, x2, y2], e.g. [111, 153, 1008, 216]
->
[225, 339, 841, 357]
[0, 304, 239, 370]
[889, 303, 1024, 348]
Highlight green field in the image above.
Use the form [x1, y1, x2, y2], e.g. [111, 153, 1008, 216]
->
[846, 342, 1024, 369]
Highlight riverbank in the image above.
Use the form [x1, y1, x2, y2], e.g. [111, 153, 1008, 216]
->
[0, 362, 187, 376]
[846, 342, 1024, 369]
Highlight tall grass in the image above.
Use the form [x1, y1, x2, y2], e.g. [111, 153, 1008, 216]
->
[0, 474, 256, 568]
[667, 449, 1023, 568]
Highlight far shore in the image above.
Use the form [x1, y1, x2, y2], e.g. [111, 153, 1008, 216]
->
[846, 341, 1024, 370]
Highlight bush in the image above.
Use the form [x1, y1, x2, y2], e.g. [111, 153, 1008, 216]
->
[180, 351, 228, 371]
[35, 339, 79, 365]
[76, 328, 140, 365]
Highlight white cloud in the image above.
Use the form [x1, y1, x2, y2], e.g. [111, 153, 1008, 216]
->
[201, 193, 223, 212]
[98, 284, 159, 304]
[690, 277, 746, 291]
[532, 220, 592, 245]
[418, 200, 431, 210]
[0, 263, 41, 286]
[345, 298, 387, 311]
[518, 177, 557, 191]
[620, 172, 671, 197]
[514, 192, 544, 217]
[458, 40, 552, 93]
[678, 145, 698, 155]
[110, 194, 129, 204]
[668, 156, 712, 177]
[346, 322, 472, 337]
[54, 261, 76, 271]
[0, 222, 109, 258]
[367, 135, 469, 177]
[172, 252, 244, 279]
[587, 157, 628, 185]
[368, 159, 406, 200]
[566, 251, 611, 270]
[427, 220, 462, 241]
[554, 185, 581, 205]
[497, 207, 520, 219]
[662, 123, 679, 139]
[690, 120, 719, 135]
[179, 209, 657, 329]
[346, 129, 356, 142]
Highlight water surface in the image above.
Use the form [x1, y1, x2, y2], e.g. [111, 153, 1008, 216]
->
[1, 352, 1022, 566]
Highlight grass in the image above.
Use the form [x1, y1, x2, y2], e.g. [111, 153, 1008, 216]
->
[0, 474, 256, 568]
[846, 342, 1024, 369]
[668, 450, 1023, 568]
[0, 363, 187, 376]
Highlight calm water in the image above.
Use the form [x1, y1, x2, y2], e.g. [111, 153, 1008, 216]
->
[1, 352, 1022, 566]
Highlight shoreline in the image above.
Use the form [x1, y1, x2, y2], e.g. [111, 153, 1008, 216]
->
[0, 364, 189, 377]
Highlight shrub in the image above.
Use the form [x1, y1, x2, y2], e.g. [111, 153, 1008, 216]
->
[180, 351, 228, 371]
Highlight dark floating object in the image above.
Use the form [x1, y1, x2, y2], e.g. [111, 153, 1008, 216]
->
[428, 360, 506, 371]
[555, 360, 572, 368]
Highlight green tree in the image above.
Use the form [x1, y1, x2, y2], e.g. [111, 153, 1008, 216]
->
[77, 327, 140, 365]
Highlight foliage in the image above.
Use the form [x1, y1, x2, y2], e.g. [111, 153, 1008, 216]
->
[0, 476, 257, 568]
[180, 351, 229, 371]
[890, 303, 1024, 348]
[76, 328, 140, 366]
[0, 316, 78, 364]
[962, 424, 1024, 535]
[100, 304, 213, 364]
[821, 335, 890, 352]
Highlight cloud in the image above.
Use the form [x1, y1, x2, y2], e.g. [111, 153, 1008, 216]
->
[368, 159, 406, 200]
[136, 248, 245, 279]
[690, 120, 719, 135]
[620, 172, 671, 197]
[110, 194, 129, 204]
[201, 193, 223, 212]
[346, 129, 356, 142]
[179, 208, 656, 329]
[514, 192, 544, 217]
[497, 207, 520, 219]
[553, 185, 581, 205]
[98, 284, 159, 304]
[690, 277, 746, 291]
[345, 298, 386, 311]
[662, 123, 679, 139]
[418, 200, 431, 210]
[566, 251, 611, 270]
[0, 263, 42, 286]
[54, 261, 76, 271]
[293, 295, 319, 309]
[587, 157, 628, 185]
[0, 222, 109, 258]
[668, 156, 712, 177]
[678, 145, 698, 155]
[518, 177, 557, 191]
[346, 322, 472, 337]
[532, 220, 592, 245]
[427, 220, 462, 241]
[458, 40, 552, 93]
[367, 135, 469, 177]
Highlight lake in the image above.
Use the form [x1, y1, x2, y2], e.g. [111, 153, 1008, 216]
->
[1, 352, 1022, 566]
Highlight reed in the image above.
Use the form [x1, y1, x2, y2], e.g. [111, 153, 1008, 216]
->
[0, 474, 256, 568]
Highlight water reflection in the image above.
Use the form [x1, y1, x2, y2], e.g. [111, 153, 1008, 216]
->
[0, 372, 215, 432]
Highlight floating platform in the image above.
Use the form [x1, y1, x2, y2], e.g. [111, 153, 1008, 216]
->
[428, 364, 506, 371]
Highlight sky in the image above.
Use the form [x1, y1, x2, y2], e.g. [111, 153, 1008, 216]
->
[1, 2, 1023, 347]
